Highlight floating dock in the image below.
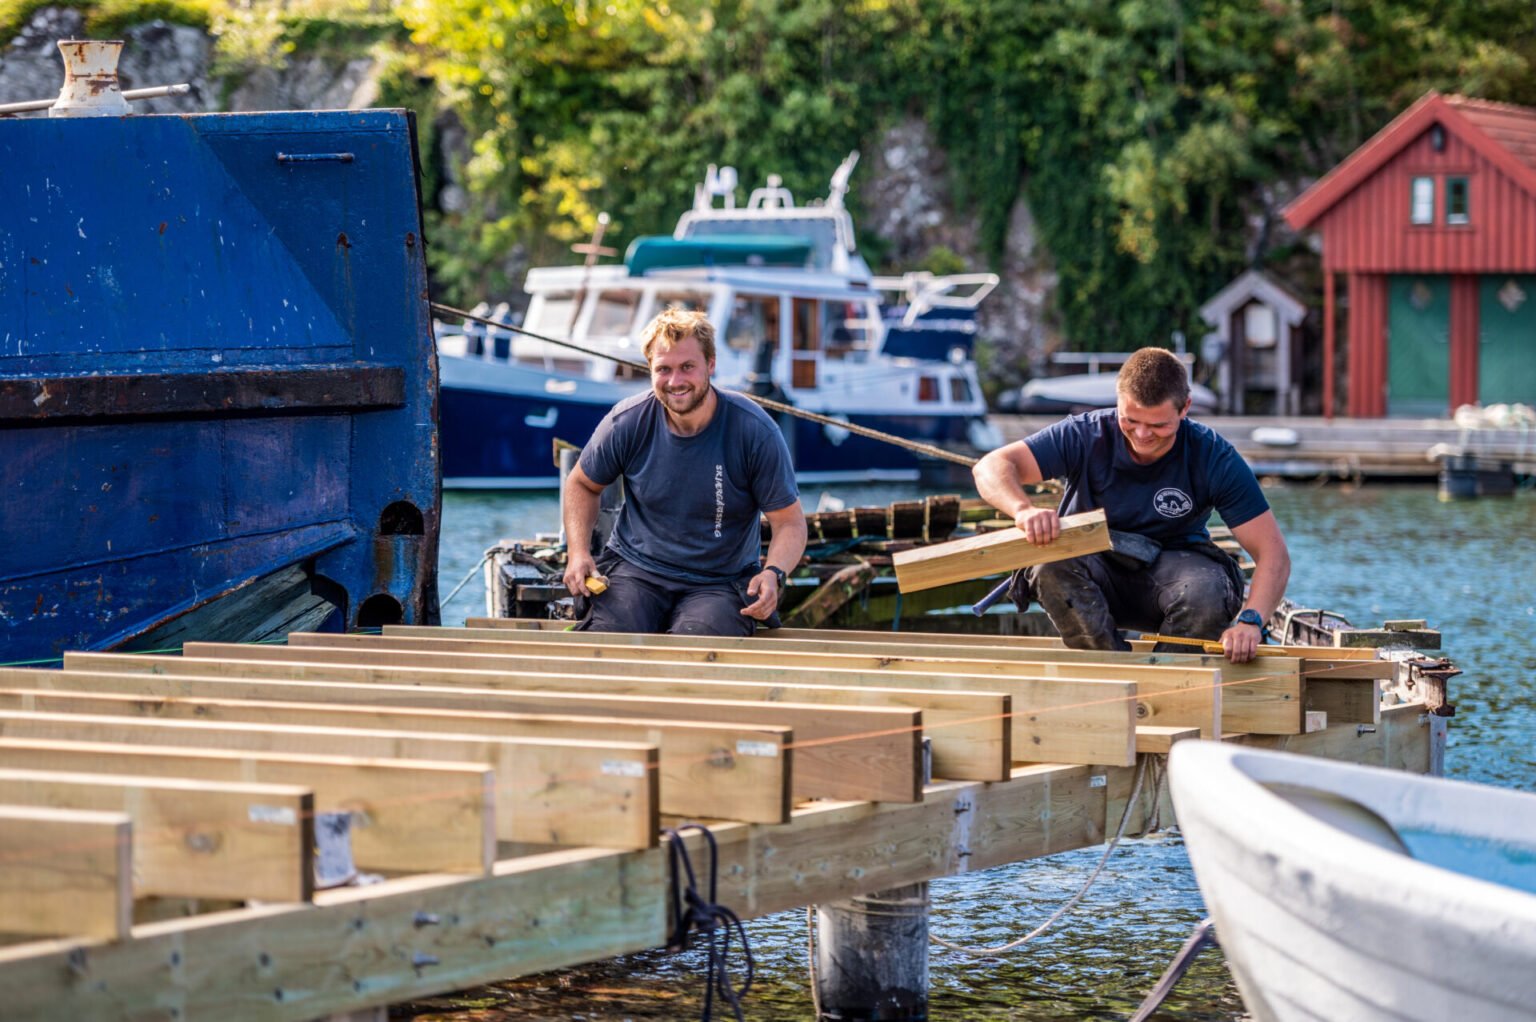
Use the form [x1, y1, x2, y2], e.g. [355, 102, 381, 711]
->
[993, 414, 1536, 481]
[0, 622, 1448, 1019]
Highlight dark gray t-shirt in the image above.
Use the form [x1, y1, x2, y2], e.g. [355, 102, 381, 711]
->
[579, 388, 799, 583]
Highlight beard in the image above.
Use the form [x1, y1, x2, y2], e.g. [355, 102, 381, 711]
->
[657, 382, 710, 416]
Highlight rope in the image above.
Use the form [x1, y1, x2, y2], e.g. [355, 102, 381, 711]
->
[930, 754, 1150, 956]
[663, 824, 755, 1022]
[440, 552, 492, 610]
[431, 302, 980, 468]
[806, 907, 822, 1019]
[1127, 918, 1218, 1022]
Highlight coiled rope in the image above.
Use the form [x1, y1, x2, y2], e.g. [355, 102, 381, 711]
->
[663, 824, 755, 1021]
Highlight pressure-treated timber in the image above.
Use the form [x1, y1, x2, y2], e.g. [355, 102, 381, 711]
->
[1304, 678, 1383, 726]
[1134, 726, 1200, 754]
[0, 805, 132, 941]
[307, 631, 1219, 748]
[0, 689, 791, 826]
[167, 643, 1133, 769]
[376, 626, 1271, 735]
[0, 769, 314, 903]
[891, 508, 1111, 592]
[0, 700, 1439, 1021]
[0, 711, 658, 850]
[469, 619, 1384, 662]
[52, 658, 928, 802]
[0, 738, 494, 875]
[0, 762, 1101, 1021]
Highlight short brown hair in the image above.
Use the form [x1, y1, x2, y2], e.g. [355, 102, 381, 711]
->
[640, 307, 715, 364]
[1116, 347, 1190, 408]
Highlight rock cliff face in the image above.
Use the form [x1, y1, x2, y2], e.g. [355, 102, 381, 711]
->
[863, 118, 1059, 385]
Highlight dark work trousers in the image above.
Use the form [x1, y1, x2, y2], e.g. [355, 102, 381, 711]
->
[1023, 549, 1243, 652]
[578, 553, 757, 637]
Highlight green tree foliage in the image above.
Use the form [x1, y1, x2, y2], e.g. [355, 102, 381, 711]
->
[385, 0, 1535, 343]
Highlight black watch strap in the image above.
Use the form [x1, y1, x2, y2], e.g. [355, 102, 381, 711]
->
[765, 565, 787, 586]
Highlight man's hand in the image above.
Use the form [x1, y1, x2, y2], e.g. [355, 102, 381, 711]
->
[1221, 622, 1261, 663]
[740, 569, 780, 620]
[1014, 507, 1060, 546]
[563, 551, 600, 597]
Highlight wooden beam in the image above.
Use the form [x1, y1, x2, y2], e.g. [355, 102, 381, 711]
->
[371, 626, 1272, 737]
[0, 769, 313, 903]
[45, 660, 927, 802]
[1305, 679, 1382, 726]
[0, 805, 132, 941]
[0, 711, 658, 851]
[0, 738, 493, 875]
[0, 689, 791, 826]
[0, 698, 1439, 1022]
[0, 762, 1104, 1021]
[1133, 726, 1200, 754]
[891, 509, 1111, 592]
[782, 562, 877, 628]
[291, 632, 1214, 750]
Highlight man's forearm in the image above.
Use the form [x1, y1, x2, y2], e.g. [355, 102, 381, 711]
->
[1243, 554, 1291, 623]
[763, 518, 807, 574]
[972, 450, 1033, 517]
[562, 481, 601, 558]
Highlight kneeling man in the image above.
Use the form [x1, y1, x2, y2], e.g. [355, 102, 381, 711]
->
[562, 308, 808, 635]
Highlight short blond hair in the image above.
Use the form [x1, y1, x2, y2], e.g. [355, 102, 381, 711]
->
[1117, 347, 1190, 408]
[640, 307, 715, 364]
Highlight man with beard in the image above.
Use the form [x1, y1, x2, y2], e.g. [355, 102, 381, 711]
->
[562, 308, 808, 635]
[972, 347, 1289, 663]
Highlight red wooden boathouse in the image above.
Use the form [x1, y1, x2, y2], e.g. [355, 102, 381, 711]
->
[1284, 91, 1536, 417]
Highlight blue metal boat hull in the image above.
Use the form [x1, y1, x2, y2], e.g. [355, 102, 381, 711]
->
[0, 110, 440, 663]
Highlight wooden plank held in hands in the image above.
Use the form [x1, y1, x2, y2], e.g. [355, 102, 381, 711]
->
[892, 509, 1111, 593]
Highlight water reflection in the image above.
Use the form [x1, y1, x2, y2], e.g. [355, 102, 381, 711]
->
[409, 484, 1533, 1020]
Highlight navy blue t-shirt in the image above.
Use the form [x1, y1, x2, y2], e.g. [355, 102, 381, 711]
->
[1024, 409, 1268, 548]
[580, 388, 799, 583]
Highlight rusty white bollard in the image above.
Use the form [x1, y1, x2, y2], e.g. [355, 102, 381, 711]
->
[50, 40, 131, 118]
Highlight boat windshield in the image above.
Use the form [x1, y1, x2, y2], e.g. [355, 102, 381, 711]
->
[589, 289, 641, 336]
[724, 294, 781, 354]
[683, 218, 841, 269]
[526, 292, 579, 336]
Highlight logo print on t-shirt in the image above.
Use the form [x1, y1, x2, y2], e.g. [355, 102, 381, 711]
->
[1153, 487, 1193, 518]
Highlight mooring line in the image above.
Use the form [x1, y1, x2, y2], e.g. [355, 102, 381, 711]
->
[430, 301, 981, 467]
[930, 753, 1152, 956]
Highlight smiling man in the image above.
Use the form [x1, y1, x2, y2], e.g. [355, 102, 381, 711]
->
[972, 347, 1289, 662]
[562, 308, 808, 635]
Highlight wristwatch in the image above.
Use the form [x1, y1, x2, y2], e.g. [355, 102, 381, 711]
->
[1234, 608, 1265, 633]
[765, 565, 787, 587]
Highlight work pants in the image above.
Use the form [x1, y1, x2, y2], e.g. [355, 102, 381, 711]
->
[1023, 549, 1243, 652]
[579, 554, 758, 637]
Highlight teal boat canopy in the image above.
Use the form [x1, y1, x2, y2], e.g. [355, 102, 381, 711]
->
[624, 234, 813, 276]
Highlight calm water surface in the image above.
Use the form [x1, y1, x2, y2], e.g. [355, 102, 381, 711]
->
[414, 481, 1536, 1021]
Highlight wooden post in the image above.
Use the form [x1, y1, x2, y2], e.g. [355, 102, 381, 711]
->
[1323, 269, 1336, 420]
[814, 882, 929, 1020]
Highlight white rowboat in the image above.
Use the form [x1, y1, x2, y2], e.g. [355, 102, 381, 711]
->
[1169, 741, 1536, 1021]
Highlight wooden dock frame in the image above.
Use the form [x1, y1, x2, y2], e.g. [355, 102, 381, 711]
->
[0, 626, 1445, 1020]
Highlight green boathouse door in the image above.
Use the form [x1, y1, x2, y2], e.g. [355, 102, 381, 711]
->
[1387, 276, 1450, 416]
[1479, 276, 1536, 406]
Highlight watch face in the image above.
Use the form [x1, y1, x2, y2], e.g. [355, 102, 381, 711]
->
[1238, 609, 1263, 627]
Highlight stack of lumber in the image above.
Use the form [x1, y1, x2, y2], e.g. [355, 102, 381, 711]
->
[0, 625, 1423, 1020]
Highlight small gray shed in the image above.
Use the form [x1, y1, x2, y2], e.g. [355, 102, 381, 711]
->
[1199, 270, 1308, 415]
